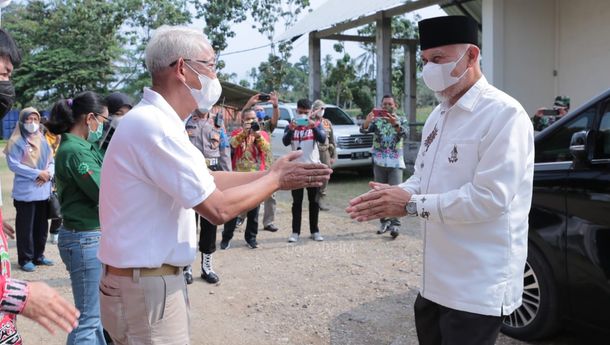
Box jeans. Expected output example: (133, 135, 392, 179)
(58, 228, 106, 345)
(373, 164, 403, 227)
(13, 199, 49, 266)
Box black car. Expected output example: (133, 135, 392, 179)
(501, 90, 610, 340)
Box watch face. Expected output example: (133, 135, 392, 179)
(407, 202, 417, 214)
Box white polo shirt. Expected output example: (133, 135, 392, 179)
(401, 76, 534, 316)
(98, 88, 216, 268)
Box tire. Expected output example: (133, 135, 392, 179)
(501, 245, 562, 340)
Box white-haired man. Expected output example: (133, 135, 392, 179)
(347, 16, 534, 345)
(98, 25, 332, 344)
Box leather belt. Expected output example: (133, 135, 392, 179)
(106, 264, 181, 277)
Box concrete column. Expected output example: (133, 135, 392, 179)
(308, 32, 321, 101)
(404, 43, 417, 139)
(375, 15, 391, 106)
(482, 0, 504, 88)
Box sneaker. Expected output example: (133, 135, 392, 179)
(183, 265, 194, 285)
(377, 222, 390, 234)
(310, 232, 324, 241)
(235, 216, 244, 227)
(390, 225, 400, 239)
(246, 239, 258, 249)
(50, 233, 58, 244)
(20, 262, 36, 272)
(318, 196, 330, 211)
(220, 240, 231, 250)
(34, 257, 54, 266)
(201, 254, 219, 284)
(288, 233, 299, 243)
(263, 224, 279, 232)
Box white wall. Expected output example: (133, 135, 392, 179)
(557, 0, 610, 109)
(482, 0, 610, 113)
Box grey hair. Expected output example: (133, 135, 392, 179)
(145, 25, 212, 75)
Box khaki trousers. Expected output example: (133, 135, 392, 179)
(99, 266, 190, 345)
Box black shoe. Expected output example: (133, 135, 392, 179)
(246, 239, 258, 249)
(263, 224, 279, 232)
(201, 270, 219, 284)
(220, 240, 231, 250)
(183, 266, 194, 285)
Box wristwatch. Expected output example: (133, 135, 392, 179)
(405, 201, 418, 216)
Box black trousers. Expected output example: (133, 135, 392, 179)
(13, 200, 49, 266)
(291, 187, 319, 235)
(198, 216, 217, 254)
(222, 205, 259, 243)
(49, 218, 62, 235)
(414, 293, 503, 345)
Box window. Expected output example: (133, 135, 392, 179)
(264, 107, 291, 121)
(595, 106, 610, 159)
(322, 107, 354, 125)
(536, 107, 596, 163)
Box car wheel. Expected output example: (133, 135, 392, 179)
(501, 245, 561, 340)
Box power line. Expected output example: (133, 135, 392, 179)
(220, 42, 273, 57)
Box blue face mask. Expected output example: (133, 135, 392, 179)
(256, 111, 265, 120)
(87, 116, 104, 143)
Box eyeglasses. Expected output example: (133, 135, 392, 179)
(169, 58, 217, 72)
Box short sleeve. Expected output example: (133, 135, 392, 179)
(141, 134, 216, 209)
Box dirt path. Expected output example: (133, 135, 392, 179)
(10, 191, 586, 345)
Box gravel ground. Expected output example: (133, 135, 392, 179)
(3, 173, 597, 344)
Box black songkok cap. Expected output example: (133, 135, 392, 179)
(418, 16, 479, 50)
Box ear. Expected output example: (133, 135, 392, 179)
(468, 46, 480, 66)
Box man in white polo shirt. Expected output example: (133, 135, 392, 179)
(98, 25, 332, 345)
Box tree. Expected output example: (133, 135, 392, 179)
(194, 0, 311, 91)
(3, 0, 192, 108)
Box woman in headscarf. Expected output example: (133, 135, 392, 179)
(4, 107, 54, 272)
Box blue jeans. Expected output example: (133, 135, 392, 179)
(58, 228, 106, 345)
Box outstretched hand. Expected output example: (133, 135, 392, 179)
(21, 281, 80, 335)
(345, 182, 411, 221)
(270, 151, 332, 190)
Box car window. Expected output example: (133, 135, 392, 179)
(536, 106, 596, 163)
(323, 107, 354, 125)
(264, 107, 291, 121)
(596, 105, 610, 159)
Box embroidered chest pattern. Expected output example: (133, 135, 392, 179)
(423, 124, 438, 153)
(448, 144, 458, 163)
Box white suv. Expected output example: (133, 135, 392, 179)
(261, 103, 373, 169)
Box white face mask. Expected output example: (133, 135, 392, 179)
(422, 49, 470, 92)
(184, 63, 222, 113)
(23, 122, 39, 134)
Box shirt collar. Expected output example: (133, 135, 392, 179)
(63, 133, 95, 149)
(142, 87, 188, 132)
(449, 75, 489, 113)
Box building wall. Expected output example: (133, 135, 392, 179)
(482, 0, 610, 114)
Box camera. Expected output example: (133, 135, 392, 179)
(250, 121, 260, 132)
(541, 108, 560, 116)
(258, 93, 271, 102)
(372, 108, 389, 117)
(295, 117, 309, 127)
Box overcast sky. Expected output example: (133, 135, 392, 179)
(192, 1, 446, 84)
